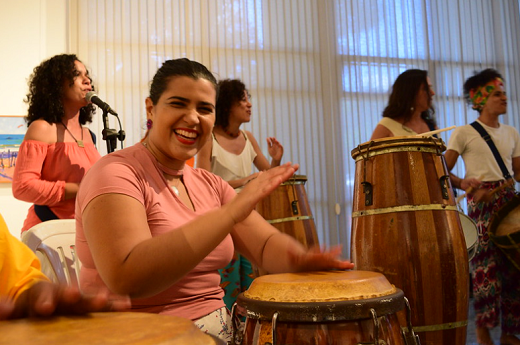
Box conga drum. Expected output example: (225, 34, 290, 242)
(255, 175, 319, 249)
(234, 270, 420, 345)
(489, 194, 520, 271)
(350, 136, 469, 345)
(0, 312, 225, 344)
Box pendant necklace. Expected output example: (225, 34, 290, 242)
(170, 183, 180, 196)
(61, 121, 84, 147)
(141, 141, 184, 197)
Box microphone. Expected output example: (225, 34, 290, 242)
(86, 91, 118, 116)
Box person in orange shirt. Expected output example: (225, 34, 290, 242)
(12, 54, 101, 232)
(0, 213, 129, 319)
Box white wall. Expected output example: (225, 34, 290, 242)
(0, 0, 69, 238)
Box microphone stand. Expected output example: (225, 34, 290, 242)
(101, 110, 118, 154)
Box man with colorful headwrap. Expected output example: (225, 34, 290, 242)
(445, 69, 520, 345)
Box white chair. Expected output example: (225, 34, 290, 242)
(21, 219, 81, 287)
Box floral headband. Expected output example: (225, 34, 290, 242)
(469, 77, 504, 110)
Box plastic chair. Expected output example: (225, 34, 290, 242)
(21, 219, 81, 287)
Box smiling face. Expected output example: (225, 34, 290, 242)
(229, 91, 252, 124)
(62, 60, 92, 111)
(482, 83, 507, 116)
(414, 77, 435, 113)
(145, 76, 216, 169)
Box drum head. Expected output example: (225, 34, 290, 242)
(238, 270, 404, 322)
(459, 213, 478, 261)
(0, 312, 223, 344)
(351, 136, 446, 160)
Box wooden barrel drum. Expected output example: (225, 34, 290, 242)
(234, 270, 420, 345)
(0, 312, 225, 344)
(350, 136, 469, 345)
(489, 194, 520, 271)
(256, 175, 319, 249)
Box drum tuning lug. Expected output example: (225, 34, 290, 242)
(362, 182, 373, 206)
(439, 175, 450, 200)
(400, 297, 422, 345)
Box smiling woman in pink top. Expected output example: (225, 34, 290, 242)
(75, 58, 354, 342)
(12, 54, 101, 232)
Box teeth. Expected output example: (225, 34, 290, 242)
(175, 129, 197, 139)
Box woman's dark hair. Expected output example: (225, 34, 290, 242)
(382, 69, 436, 130)
(215, 79, 249, 129)
(25, 54, 95, 126)
(149, 58, 218, 105)
(463, 68, 504, 110)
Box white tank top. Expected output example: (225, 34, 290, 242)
(210, 131, 257, 192)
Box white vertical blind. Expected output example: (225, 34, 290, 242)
(71, 0, 520, 258)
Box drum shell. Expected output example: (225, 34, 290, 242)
(350, 138, 469, 345)
(255, 175, 319, 249)
(489, 195, 520, 271)
(237, 291, 406, 345)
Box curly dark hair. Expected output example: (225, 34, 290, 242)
(25, 54, 95, 126)
(382, 69, 436, 130)
(463, 68, 504, 111)
(215, 79, 250, 129)
(149, 58, 218, 105)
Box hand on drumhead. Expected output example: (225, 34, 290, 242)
(228, 162, 299, 224)
(5, 281, 131, 319)
(289, 245, 355, 272)
(266, 137, 284, 162)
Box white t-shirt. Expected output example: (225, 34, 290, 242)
(210, 131, 257, 192)
(447, 119, 520, 181)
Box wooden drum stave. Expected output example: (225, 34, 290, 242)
(350, 136, 469, 345)
(233, 270, 420, 345)
(255, 175, 319, 250)
(0, 312, 225, 345)
(489, 194, 520, 271)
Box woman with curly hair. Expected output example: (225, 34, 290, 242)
(370, 69, 437, 139)
(12, 54, 101, 232)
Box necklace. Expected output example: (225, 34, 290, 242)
(141, 142, 184, 176)
(61, 121, 84, 147)
(224, 127, 240, 138)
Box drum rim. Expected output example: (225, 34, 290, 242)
(351, 136, 446, 159)
(490, 195, 520, 240)
(236, 289, 404, 322)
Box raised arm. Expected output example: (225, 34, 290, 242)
(82, 163, 299, 298)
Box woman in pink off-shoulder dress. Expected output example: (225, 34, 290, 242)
(12, 54, 100, 233)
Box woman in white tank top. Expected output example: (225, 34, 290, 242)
(196, 79, 284, 314)
(197, 79, 283, 190)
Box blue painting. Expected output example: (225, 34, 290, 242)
(0, 116, 26, 183)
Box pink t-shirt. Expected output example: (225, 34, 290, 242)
(75, 143, 236, 320)
(12, 140, 101, 231)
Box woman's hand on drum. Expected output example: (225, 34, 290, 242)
(289, 245, 355, 272)
(0, 281, 131, 320)
(227, 162, 299, 224)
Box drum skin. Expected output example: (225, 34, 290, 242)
(0, 312, 224, 345)
(237, 271, 406, 345)
(255, 175, 319, 249)
(350, 137, 469, 345)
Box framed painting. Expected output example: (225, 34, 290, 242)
(0, 115, 26, 183)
